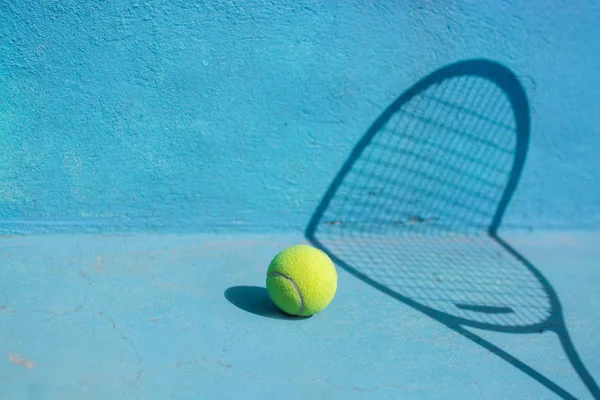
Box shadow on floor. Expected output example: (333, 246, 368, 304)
(306, 59, 599, 399)
(224, 286, 305, 320)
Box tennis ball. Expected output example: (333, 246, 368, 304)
(266, 244, 337, 317)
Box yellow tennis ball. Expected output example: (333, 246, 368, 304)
(266, 244, 337, 317)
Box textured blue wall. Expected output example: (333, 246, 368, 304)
(1, 0, 599, 234)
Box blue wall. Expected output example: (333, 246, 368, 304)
(1, 0, 599, 234)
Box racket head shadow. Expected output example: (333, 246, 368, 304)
(306, 59, 553, 332)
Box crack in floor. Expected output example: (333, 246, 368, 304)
(98, 311, 143, 381)
(51, 248, 93, 319)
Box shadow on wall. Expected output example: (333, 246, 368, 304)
(305, 59, 599, 399)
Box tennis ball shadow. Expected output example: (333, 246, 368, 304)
(224, 286, 309, 320)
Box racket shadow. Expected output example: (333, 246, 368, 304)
(306, 59, 599, 399)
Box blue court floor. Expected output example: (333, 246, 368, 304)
(1, 232, 598, 399)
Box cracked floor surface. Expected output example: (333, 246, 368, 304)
(0, 232, 599, 399)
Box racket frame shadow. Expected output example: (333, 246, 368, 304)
(305, 59, 599, 399)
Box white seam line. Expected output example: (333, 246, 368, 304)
(268, 272, 304, 315)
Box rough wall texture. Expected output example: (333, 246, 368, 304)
(0, 0, 599, 233)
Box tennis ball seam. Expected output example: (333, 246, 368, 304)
(267, 272, 304, 315)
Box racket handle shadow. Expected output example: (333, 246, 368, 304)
(492, 235, 600, 399)
(557, 324, 600, 399)
(451, 324, 579, 399)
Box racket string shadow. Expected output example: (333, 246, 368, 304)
(306, 59, 599, 399)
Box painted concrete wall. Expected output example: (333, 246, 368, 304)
(1, 0, 599, 234)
